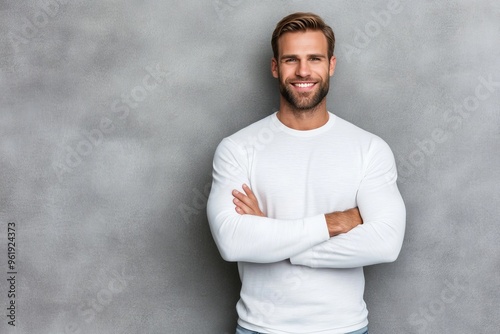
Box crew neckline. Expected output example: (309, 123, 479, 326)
(271, 111, 336, 137)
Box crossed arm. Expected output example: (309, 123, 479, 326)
(207, 137, 406, 268)
(232, 184, 363, 237)
(230, 182, 405, 268)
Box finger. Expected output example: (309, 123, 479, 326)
(233, 197, 254, 215)
(232, 189, 258, 210)
(241, 185, 260, 212)
(242, 184, 257, 200)
(235, 204, 248, 215)
(232, 189, 245, 199)
(232, 189, 252, 205)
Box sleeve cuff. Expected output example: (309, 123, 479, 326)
(290, 247, 315, 266)
(290, 214, 329, 267)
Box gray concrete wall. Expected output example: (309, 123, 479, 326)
(0, 0, 498, 333)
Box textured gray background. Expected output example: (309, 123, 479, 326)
(1, 0, 499, 333)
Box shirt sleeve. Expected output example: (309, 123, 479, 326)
(289, 137, 406, 268)
(206, 138, 330, 263)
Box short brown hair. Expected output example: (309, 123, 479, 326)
(271, 12, 335, 60)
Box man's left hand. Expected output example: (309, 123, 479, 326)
(232, 184, 265, 217)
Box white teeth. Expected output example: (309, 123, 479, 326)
(294, 83, 314, 88)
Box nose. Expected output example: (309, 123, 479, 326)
(296, 60, 311, 78)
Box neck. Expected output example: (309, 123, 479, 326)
(276, 98, 329, 130)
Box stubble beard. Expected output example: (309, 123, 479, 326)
(279, 76, 330, 113)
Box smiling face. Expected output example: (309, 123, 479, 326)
(272, 30, 336, 113)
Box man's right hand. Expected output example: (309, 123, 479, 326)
(325, 208, 363, 237)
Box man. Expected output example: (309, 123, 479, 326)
(207, 12, 406, 334)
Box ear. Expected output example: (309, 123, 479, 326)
(271, 57, 279, 78)
(329, 56, 336, 77)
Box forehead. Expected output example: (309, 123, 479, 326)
(277, 30, 328, 57)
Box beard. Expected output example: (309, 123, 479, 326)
(279, 76, 330, 112)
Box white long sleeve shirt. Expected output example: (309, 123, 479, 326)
(207, 112, 406, 334)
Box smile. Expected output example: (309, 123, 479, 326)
(292, 82, 315, 88)
(295, 83, 314, 88)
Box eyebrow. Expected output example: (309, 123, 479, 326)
(280, 54, 327, 60)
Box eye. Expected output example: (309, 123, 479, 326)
(310, 57, 321, 62)
(283, 58, 297, 63)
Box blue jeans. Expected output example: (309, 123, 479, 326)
(236, 324, 368, 334)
